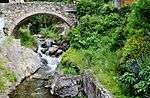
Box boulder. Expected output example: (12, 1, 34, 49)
(83, 70, 113, 98)
(48, 46, 58, 56)
(49, 74, 81, 97)
(0, 37, 41, 94)
(0, 94, 9, 98)
(55, 49, 63, 57)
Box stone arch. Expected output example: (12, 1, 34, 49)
(11, 11, 71, 35)
(0, 2, 77, 35)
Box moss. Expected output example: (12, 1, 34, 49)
(0, 59, 17, 92)
(61, 47, 86, 72)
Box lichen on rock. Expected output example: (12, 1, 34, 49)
(0, 37, 41, 94)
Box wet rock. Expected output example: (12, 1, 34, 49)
(48, 46, 58, 56)
(41, 48, 48, 54)
(45, 39, 54, 47)
(41, 42, 48, 48)
(61, 42, 69, 51)
(50, 74, 81, 97)
(55, 49, 63, 57)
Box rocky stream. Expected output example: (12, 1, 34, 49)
(0, 18, 112, 98)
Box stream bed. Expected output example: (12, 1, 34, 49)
(8, 34, 69, 98)
(9, 78, 59, 98)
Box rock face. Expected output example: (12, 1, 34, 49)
(9, 0, 24, 3)
(47, 74, 81, 98)
(0, 37, 41, 94)
(83, 70, 113, 98)
(47, 71, 113, 98)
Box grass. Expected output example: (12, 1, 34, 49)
(0, 59, 17, 92)
(60, 47, 132, 98)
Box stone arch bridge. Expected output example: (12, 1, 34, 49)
(0, 2, 77, 35)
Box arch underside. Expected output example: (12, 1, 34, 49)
(6, 11, 75, 35)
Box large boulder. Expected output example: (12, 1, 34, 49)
(0, 37, 41, 94)
(83, 70, 113, 98)
(49, 74, 81, 97)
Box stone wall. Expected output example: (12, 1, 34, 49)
(0, 2, 77, 35)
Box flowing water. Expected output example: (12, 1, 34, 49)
(8, 37, 67, 98)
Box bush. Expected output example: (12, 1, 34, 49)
(127, 0, 150, 36)
(18, 27, 37, 48)
(77, 0, 116, 17)
(119, 55, 150, 97)
(120, 34, 149, 62)
(41, 26, 60, 40)
(69, 13, 123, 49)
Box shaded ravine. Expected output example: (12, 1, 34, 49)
(8, 34, 69, 98)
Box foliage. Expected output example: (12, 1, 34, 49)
(0, 59, 17, 92)
(119, 55, 150, 97)
(117, 0, 150, 97)
(41, 26, 60, 40)
(120, 34, 149, 62)
(69, 13, 123, 49)
(61, 48, 85, 70)
(77, 0, 115, 17)
(18, 27, 37, 48)
(127, 0, 150, 36)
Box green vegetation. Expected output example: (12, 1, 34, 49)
(41, 26, 60, 40)
(12, 0, 150, 97)
(59, 0, 150, 97)
(0, 59, 17, 92)
(16, 14, 62, 48)
(18, 27, 37, 48)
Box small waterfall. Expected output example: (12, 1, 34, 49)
(35, 36, 69, 75)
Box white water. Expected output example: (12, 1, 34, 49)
(0, 18, 5, 45)
(37, 42, 61, 74)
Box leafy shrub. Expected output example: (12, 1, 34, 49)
(41, 26, 60, 40)
(18, 27, 37, 48)
(119, 55, 150, 97)
(61, 48, 85, 71)
(69, 14, 123, 49)
(77, 0, 116, 17)
(121, 34, 149, 62)
(127, 0, 150, 36)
